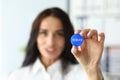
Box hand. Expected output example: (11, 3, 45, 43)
(71, 29, 105, 70)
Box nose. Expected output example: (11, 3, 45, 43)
(46, 34, 55, 46)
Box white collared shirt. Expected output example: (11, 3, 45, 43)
(7, 58, 88, 80)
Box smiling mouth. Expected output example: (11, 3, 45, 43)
(45, 48, 56, 54)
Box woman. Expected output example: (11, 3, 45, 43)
(8, 7, 105, 80)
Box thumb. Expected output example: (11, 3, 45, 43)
(71, 46, 81, 57)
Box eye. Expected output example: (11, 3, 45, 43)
(55, 32, 64, 37)
(39, 31, 47, 36)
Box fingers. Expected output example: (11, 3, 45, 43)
(99, 32, 105, 44)
(80, 29, 90, 38)
(73, 29, 105, 53)
(87, 29, 98, 41)
(74, 30, 81, 34)
(75, 29, 98, 41)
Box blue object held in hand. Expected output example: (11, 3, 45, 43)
(70, 34, 84, 46)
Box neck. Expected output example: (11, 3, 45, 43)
(40, 57, 58, 69)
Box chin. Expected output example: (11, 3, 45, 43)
(45, 55, 59, 60)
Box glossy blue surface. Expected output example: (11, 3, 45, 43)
(70, 34, 84, 46)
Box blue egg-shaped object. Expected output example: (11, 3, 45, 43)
(70, 34, 84, 46)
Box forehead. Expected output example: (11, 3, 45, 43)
(40, 16, 63, 30)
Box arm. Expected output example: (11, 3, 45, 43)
(85, 66, 104, 80)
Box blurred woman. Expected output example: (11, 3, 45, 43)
(8, 7, 105, 80)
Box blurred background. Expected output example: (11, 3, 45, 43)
(0, 0, 120, 80)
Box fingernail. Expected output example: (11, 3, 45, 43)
(87, 32, 90, 37)
(80, 31, 84, 36)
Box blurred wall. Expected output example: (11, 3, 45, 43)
(0, 0, 3, 74)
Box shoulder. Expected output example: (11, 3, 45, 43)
(7, 65, 33, 80)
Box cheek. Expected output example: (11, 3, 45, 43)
(57, 38, 65, 50)
(37, 37, 45, 49)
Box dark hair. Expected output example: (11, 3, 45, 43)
(22, 7, 78, 67)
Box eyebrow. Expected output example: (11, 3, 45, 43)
(56, 29, 64, 32)
(39, 28, 64, 32)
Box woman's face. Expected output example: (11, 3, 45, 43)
(37, 16, 65, 61)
